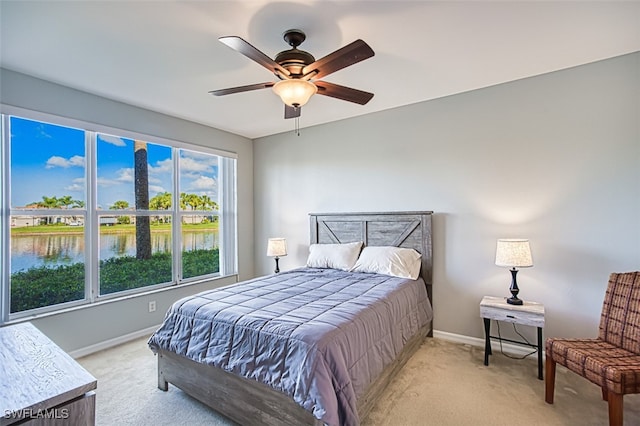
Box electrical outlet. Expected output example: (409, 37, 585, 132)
(148, 301, 156, 313)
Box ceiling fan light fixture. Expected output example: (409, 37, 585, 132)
(272, 79, 317, 107)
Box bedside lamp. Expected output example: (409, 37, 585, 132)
(495, 239, 533, 305)
(267, 238, 287, 273)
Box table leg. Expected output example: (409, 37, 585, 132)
(483, 317, 491, 366)
(537, 326, 543, 380)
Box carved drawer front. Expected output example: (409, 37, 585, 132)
(0, 323, 97, 426)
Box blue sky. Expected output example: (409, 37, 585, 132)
(10, 116, 218, 209)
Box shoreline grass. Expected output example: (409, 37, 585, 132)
(11, 222, 218, 236)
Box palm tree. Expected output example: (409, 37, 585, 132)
(186, 193, 200, 223)
(149, 192, 171, 210)
(110, 200, 131, 224)
(200, 195, 218, 211)
(66, 197, 84, 224)
(26, 195, 84, 225)
(58, 196, 81, 224)
(41, 195, 61, 208)
(134, 140, 151, 259)
(149, 192, 172, 223)
(28, 195, 61, 224)
(179, 192, 188, 210)
(58, 195, 74, 209)
(110, 200, 130, 210)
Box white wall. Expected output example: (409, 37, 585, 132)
(253, 53, 640, 342)
(0, 68, 255, 352)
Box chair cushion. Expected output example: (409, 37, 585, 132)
(546, 337, 640, 395)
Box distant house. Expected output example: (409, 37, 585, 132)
(100, 217, 117, 226)
(10, 215, 41, 227)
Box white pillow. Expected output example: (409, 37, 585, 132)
(351, 246, 422, 279)
(306, 242, 363, 271)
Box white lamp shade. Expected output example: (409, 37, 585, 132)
(495, 239, 533, 268)
(272, 79, 317, 107)
(267, 238, 287, 257)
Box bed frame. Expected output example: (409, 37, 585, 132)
(155, 211, 433, 425)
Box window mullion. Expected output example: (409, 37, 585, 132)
(173, 148, 181, 283)
(220, 157, 237, 276)
(1, 115, 10, 322)
(87, 131, 98, 302)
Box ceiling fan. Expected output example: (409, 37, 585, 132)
(209, 29, 375, 119)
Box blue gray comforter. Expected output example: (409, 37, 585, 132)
(148, 267, 432, 426)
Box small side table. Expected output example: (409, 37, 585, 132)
(480, 295, 545, 380)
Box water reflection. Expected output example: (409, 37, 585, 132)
(11, 231, 219, 273)
(11, 234, 85, 271)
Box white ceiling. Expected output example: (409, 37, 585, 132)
(1, 1, 639, 139)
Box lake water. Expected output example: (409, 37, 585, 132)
(10, 231, 218, 273)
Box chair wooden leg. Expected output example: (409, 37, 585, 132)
(607, 391, 623, 426)
(602, 387, 608, 401)
(545, 357, 556, 404)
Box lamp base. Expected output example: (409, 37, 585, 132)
(506, 296, 523, 305)
(274, 257, 280, 274)
(507, 268, 523, 305)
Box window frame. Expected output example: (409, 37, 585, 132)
(0, 106, 238, 324)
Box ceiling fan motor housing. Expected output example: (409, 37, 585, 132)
(275, 49, 315, 77)
(275, 30, 315, 77)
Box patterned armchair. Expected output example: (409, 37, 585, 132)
(545, 271, 640, 426)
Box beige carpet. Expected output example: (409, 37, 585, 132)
(78, 336, 640, 425)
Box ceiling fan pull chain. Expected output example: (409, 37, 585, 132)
(295, 117, 301, 136)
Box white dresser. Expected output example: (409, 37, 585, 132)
(0, 322, 97, 425)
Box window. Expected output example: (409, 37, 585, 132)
(96, 135, 175, 295)
(7, 117, 87, 313)
(1, 113, 237, 321)
(178, 149, 220, 279)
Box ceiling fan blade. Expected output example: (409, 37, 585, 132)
(219, 36, 290, 78)
(284, 104, 301, 119)
(209, 82, 274, 96)
(314, 81, 374, 105)
(302, 40, 374, 80)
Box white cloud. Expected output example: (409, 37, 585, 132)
(181, 151, 218, 164)
(45, 155, 85, 168)
(186, 176, 218, 197)
(99, 134, 126, 146)
(35, 123, 53, 140)
(65, 183, 84, 192)
(65, 177, 85, 192)
(180, 156, 214, 173)
(70, 156, 85, 167)
(97, 177, 120, 186)
(116, 168, 134, 182)
(150, 158, 173, 174)
(191, 175, 216, 189)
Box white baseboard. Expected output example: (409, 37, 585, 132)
(69, 324, 161, 359)
(433, 329, 545, 358)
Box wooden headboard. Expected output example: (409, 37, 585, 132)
(309, 211, 433, 302)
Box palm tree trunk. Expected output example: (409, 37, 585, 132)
(134, 140, 151, 260)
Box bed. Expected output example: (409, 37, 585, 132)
(148, 211, 433, 425)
